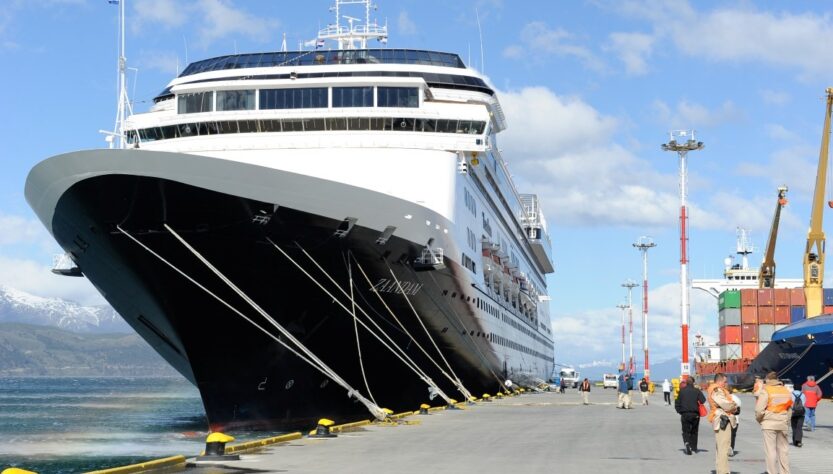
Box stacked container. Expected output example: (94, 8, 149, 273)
(718, 290, 742, 360)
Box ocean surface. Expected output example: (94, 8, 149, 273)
(0, 377, 208, 473)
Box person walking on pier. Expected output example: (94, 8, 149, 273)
(755, 371, 792, 474)
(707, 373, 737, 474)
(639, 378, 650, 405)
(675, 375, 705, 455)
(617, 367, 632, 409)
(730, 388, 742, 457)
(790, 385, 806, 447)
(662, 378, 672, 405)
(801, 375, 822, 431)
(580, 378, 591, 405)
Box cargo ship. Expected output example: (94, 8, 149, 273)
(24, 1, 556, 430)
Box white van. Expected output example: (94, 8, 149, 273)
(603, 374, 618, 389)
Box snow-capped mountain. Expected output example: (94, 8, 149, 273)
(0, 285, 131, 333)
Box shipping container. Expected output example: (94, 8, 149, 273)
(719, 308, 741, 327)
(790, 306, 806, 323)
(742, 324, 758, 342)
(741, 306, 757, 324)
(742, 342, 759, 359)
(825, 288, 833, 306)
(741, 288, 757, 306)
(774, 306, 790, 324)
(757, 288, 774, 306)
(775, 324, 788, 332)
(758, 306, 775, 324)
(758, 324, 775, 342)
(789, 288, 805, 306)
(720, 344, 741, 361)
(719, 290, 741, 310)
(825, 306, 833, 315)
(773, 288, 790, 306)
(719, 326, 742, 345)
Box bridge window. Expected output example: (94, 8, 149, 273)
(260, 88, 327, 109)
(332, 87, 373, 107)
(178, 92, 213, 114)
(217, 90, 255, 111)
(377, 87, 419, 108)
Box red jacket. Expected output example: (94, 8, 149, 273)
(802, 381, 823, 408)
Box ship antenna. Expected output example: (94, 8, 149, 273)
(281, 32, 287, 52)
(476, 7, 484, 73)
(100, 0, 129, 149)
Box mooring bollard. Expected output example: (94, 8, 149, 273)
(309, 418, 337, 438)
(419, 403, 430, 415)
(197, 432, 240, 461)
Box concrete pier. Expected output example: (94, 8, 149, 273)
(187, 389, 830, 473)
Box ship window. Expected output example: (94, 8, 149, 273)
(178, 92, 213, 114)
(332, 86, 373, 107)
(370, 117, 388, 130)
(327, 117, 348, 130)
(421, 119, 437, 132)
(259, 119, 280, 132)
(178, 123, 196, 137)
(377, 87, 419, 108)
(348, 117, 370, 130)
(260, 87, 328, 109)
(283, 119, 303, 132)
(395, 118, 415, 131)
(303, 118, 326, 131)
(216, 90, 255, 111)
(238, 120, 258, 133)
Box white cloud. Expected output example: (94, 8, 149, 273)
(398, 11, 416, 36)
(651, 99, 743, 129)
(735, 145, 816, 199)
(0, 213, 49, 246)
(0, 255, 105, 306)
(132, 0, 187, 30)
(497, 86, 730, 228)
(503, 22, 604, 71)
(765, 124, 800, 142)
(606, 1, 833, 80)
(760, 89, 791, 106)
(196, 0, 278, 45)
(131, 0, 279, 47)
(606, 31, 653, 75)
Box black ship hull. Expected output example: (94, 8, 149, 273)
(51, 173, 508, 431)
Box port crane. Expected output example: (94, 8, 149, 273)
(804, 88, 833, 318)
(758, 186, 788, 288)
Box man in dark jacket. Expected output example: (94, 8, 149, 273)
(675, 376, 706, 455)
(639, 377, 650, 405)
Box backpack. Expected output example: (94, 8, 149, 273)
(793, 393, 805, 417)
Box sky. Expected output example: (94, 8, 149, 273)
(2, 0, 833, 377)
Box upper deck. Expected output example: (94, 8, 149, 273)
(178, 49, 466, 77)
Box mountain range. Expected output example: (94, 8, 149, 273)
(0, 285, 177, 376)
(0, 285, 131, 333)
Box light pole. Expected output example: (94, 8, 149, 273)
(622, 280, 639, 375)
(662, 130, 704, 379)
(616, 303, 628, 368)
(634, 237, 656, 381)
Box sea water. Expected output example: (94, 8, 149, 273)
(0, 377, 206, 473)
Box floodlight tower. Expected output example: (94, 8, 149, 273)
(622, 280, 639, 374)
(633, 237, 657, 381)
(616, 303, 629, 367)
(661, 130, 704, 379)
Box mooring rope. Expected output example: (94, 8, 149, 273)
(348, 257, 377, 405)
(116, 225, 386, 421)
(268, 238, 453, 405)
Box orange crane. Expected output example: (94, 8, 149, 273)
(803, 88, 833, 318)
(758, 186, 788, 288)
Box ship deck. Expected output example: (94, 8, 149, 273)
(111, 390, 832, 474)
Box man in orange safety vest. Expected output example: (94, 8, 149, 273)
(755, 371, 792, 474)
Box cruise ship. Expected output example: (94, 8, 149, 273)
(24, 1, 556, 430)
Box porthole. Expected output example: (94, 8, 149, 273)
(285, 379, 295, 390)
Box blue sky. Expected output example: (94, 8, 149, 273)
(2, 0, 833, 374)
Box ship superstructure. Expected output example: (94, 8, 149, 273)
(25, 1, 555, 430)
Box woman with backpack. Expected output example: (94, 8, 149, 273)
(791, 385, 807, 447)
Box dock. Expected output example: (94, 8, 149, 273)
(181, 390, 830, 474)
